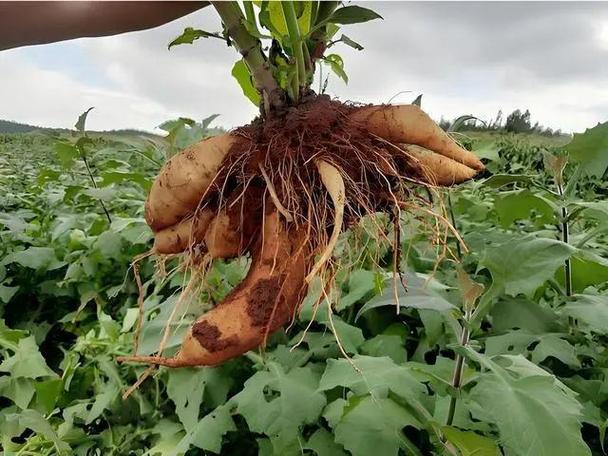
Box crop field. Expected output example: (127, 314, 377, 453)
(1, 1, 608, 455)
(0, 120, 607, 455)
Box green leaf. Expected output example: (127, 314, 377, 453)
(0, 284, 18, 304)
(172, 404, 235, 455)
(0, 336, 56, 378)
(481, 174, 536, 188)
(494, 189, 556, 228)
(5, 246, 66, 271)
(564, 251, 608, 292)
(55, 142, 79, 170)
(566, 122, 608, 178)
(8, 409, 71, 453)
(305, 428, 347, 456)
(561, 294, 608, 334)
(356, 272, 454, 321)
(318, 356, 427, 405)
(490, 296, 559, 334)
(441, 426, 501, 456)
(231, 59, 261, 106)
(233, 363, 326, 440)
(326, 318, 364, 354)
(531, 335, 580, 368)
(324, 54, 348, 83)
(167, 368, 231, 432)
(0, 377, 35, 409)
(360, 334, 404, 364)
(34, 378, 63, 413)
(464, 349, 590, 456)
(327, 6, 383, 25)
(168, 27, 220, 49)
(74, 107, 94, 133)
(0, 320, 27, 350)
(337, 269, 376, 310)
(333, 395, 420, 456)
(479, 234, 575, 297)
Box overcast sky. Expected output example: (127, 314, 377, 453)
(1, 2, 607, 133)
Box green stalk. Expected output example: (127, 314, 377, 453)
(211, 1, 283, 112)
(557, 180, 573, 297)
(281, 1, 306, 99)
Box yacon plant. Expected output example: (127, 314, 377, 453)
(118, 1, 483, 369)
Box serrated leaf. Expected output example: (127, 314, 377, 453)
(305, 428, 347, 456)
(231, 59, 261, 106)
(167, 368, 230, 432)
(327, 6, 383, 25)
(0, 336, 56, 379)
(464, 349, 590, 456)
(334, 395, 419, 456)
(171, 404, 235, 455)
(233, 363, 326, 440)
(566, 122, 608, 178)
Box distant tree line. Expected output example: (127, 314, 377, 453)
(439, 109, 564, 137)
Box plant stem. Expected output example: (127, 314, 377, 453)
(557, 182, 572, 297)
(281, 1, 306, 98)
(211, 1, 283, 113)
(81, 152, 112, 224)
(446, 311, 470, 427)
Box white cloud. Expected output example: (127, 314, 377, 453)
(2, 2, 607, 133)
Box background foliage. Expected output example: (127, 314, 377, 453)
(0, 113, 607, 455)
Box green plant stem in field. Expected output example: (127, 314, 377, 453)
(80, 151, 112, 224)
(281, 1, 307, 99)
(211, 1, 283, 113)
(557, 182, 572, 297)
(446, 312, 471, 427)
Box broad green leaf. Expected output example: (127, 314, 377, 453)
(531, 335, 580, 368)
(233, 363, 326, 440)
(34, 378, 63, 413)
(319, 356, 427, 405)
(326, 318, 364, 353)
(337, 269, 376, 310)
(231, 59, 261, 106)
(566, 122, 608, 178)
(356, 272, 454, 321)
(0, 377, 35, 409)
(479, 234, 575, 296)
(333, 395, 420, 456)
(168, 27, 219, 49)
(305, 428, 347, 456)
(490, 296, 560, 334)
(570, 201, 608, 222)
(464, 349, 590, 456)
(81, 186, 116, 201)
(55, 142, 79, 170)
(562, 251, 608, 292)
(0, 336, 57, 378)
(360, 334, 404, 364)
(472, 140, 500, 161)
(441, 426, 501, 456)
(167, 367, 231, 432)
(327, 6, 383, 25)
(171, 404, 235, 455)
(5, 246, 66, 271)
(561, 294, 608, 334)
(494, 189, 556, 228)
